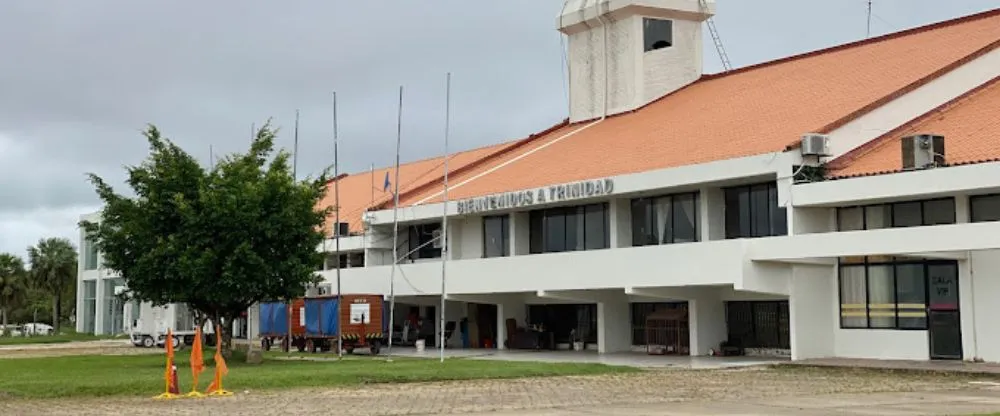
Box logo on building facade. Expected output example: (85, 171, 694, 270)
(456, 178, 615, 215)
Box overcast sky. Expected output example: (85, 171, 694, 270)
(0, 0, 996, 258)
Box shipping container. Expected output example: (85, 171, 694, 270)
(259, 294, 386, 355)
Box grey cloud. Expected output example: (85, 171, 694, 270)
(0, 0, 997, 254)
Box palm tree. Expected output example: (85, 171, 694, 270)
(0, 253, 28, 332)
(27, 238, 78, 331)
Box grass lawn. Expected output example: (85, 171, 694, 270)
(0, 351, 638, 399)
(0, 333, 114, 346)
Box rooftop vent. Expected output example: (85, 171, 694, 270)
(800, 133, 831, 157)
(901, 134, 945, 170)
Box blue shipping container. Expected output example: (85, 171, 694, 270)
(304, 297, 340, 337)
(259, 302, 289, 335)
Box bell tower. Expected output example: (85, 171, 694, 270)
(558, 0, 715, 122)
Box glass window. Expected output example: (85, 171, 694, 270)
(922, 199, 955, 225)
(838, 207, 864, 231)
(970, 194, 1000, 223)
(483, 215, 509, 258)
(769, 186, 788, 236)
(892, 201, 922, 227)
(529, 211, 543, 254)
(630, 199, 655, 246)
(82, 280, 97, 334)
(750, 184, 770, 237)
(642, 18, 673, 52)
(84, 235, 99, 270)
(531, 203, 609, 254)
(672, 193, 697, 243)
(895, 264, 927, 329)
(725, 182, 784, 239)
(865, 205, 891, 229)
(724, 187, 744, 239)
(839, 265, 867, 328)
(544, 211, 566, 253)
(654, 198, 671, 244)
(584, 204, 607, 250)
(866, 265, 895, 329)
(407, 223, 443, 259)
(927, 263, 959, 310)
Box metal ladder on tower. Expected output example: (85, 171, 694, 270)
(699, 0, 732, 71)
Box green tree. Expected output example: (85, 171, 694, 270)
(0, 253, 28, 332)
(81, 122, 329, 354)
(26, 238, 78, 331)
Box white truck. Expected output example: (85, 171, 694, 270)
(124, 301, 215, 348)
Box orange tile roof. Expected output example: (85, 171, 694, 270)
(317, 121, 567, 235)
(826, 75, 1000, 179)
(321, 8, 1000, 224)
(393, 8, 1000, 206)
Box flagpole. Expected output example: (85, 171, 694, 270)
(387, 85, 403, 362)
(333, 92, 344, 359)
(288, 112, 299, 357)
(439, 73, 451, 363)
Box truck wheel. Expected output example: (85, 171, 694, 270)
(370, 342, 381, 356)
(296, 339, 306, 353)
(345, 345, 355, 355)
(262, 338, 271, 351)
(280, 338, 290, 353)
(171, 336, 181, 349)
(142, 336, 155, 348)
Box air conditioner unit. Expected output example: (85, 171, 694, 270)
(800, 133, 831, 157)
(333, 222, 350, 237)
(317, 283, 332, 296)
(901, 134, 945, 170)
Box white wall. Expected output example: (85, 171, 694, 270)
(964, 250, 1000, 362)
(789, 264, 835, 360)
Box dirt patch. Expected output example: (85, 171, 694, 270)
(0, 366, 991, 415)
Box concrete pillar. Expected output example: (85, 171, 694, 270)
(955, 194, 970, 223)
(597, 297, 631, 353)
(699, 187, 725, 241)
(687, 291, 726, 356)
(496, 300, 527, 349)
(789, 264, 836, 360)
(75, 278, 85, 333)
(93, 278, 106, 335)
(609, 199, 631, 248)
(510, 212, 530, 256)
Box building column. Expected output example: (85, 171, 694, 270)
(75, 278, 85, 333)
(509, 212, 530, 256)
(699, 187, 725, 241)
(93, 278, 106, 335)
(789, 264, 836, 360)
(687, 291, 726, 356)
(597, 297, 630, 353)
(609, 199, 631, 248)
(496, 300, 526, 350)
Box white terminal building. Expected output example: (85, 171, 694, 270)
(79, 2, 1000, 362)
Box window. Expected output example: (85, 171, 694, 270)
(82, 280, 97, 334)
(407, 223, 442, 260)
(529, 203, 609, 254)
(838, 259, 939, 330)
(725, 301, 791, 350)
(643, 18, 673, 52)
(84, 234, 99, 270)
(483, 215, 510, 258)
(836, 198, 955, 231)
(724, 182, 787, 239)
(630, 302, 687, 345)
(631, 192, 700, 246)
(970, 194, 1000, 222)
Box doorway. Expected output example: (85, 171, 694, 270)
(927, 262, 962, 360)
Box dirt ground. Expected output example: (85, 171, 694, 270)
(3, 366, 998, 416)
(0, 340, 158, 359)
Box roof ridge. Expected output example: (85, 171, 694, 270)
(826, 74, 1000, 174)
(704, 7, 1000, 81)
(383, 118, 572, 208)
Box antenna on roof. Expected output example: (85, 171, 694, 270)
(699, 0, 732, 71)
(866, 0, 873, 38)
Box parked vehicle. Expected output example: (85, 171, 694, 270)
(259, 294, 388, 355)
(125, 302, 214, 348)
